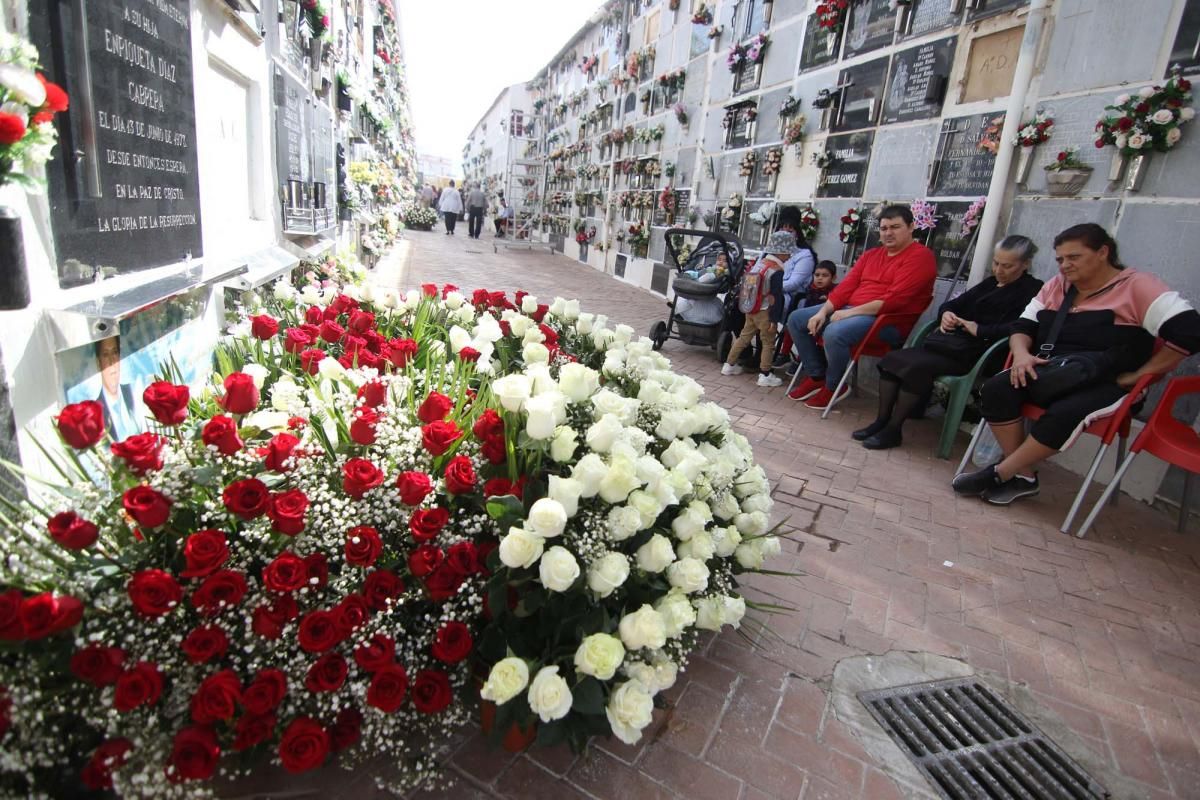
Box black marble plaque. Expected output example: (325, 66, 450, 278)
(900, 0, 961, 40)
(922, 201, 975, 279)
(30, 0, 203, 288)
(799, 12, 841, 73)
(843, 0, 895, 57)
(881, 37, 956, 125)
(834, 57, 889, 132)
(968, 0, 1029, 21)
(929, 112, 1004, 196)
(817, 131, 874, 199)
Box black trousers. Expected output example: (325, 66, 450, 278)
(443, 211, 457, 233)
(468, 207, 484, 238)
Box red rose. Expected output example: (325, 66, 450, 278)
(408, 545, 443, 578)
(328, 708, 362, 752)
(357, 381, 387, 407)
(46, 511, 99, 550)
(347, 309, 375, 333)
(411, 669, 452, 714)
(110, 432, 167, 474)
(345, 526, 382, 567)
(233, 712, 276, 751)
(446, 541, 481, 577)
(251, 595, 298, 640)
(191, 570, 248, 616)
(122, 486, 171, 528)
(70, 644, 125, 686)
(319, 319, 345, 343)
(181, 625, 229, 664)
(168, 726, 220, 782)
(367, 664, 409, 713)
(431, 621, 473, 663)
(81, 738, 133, 790)
(353, 634, 395, 672)
(242, 668, 287, 715)
(363, 569, 404, 611)
(261, 432, 301, 472)
(219, 373, 260, 414)
(142, 381, 190, 425)
(425, 565, 465, 602)
(305, 553, 329, 588)
(283, 327, 314, 354)
(395, 471, 433, 505)
(473, 408, 504, 441)
(409, 507, 450, 543)
(37, 74, 69, 112)
(267, 489, 309, 536)
(417, 391, 453, 423)
(264, 551, 309, 593)
(349, 406, 381, 445)
(385, 338, 418, 368)
(190, 669, 242, 724)
(201, 415, 243, 455)
(334, 594, 370, 636)
(342, 458, 385, 499)
(56, 401, 105, 448)
(458, 346, 481, 362)
(443, 456, 476, 494)
(222, 478, 271, 519)
(250, 314, 280, 340)
(481, 438, 507, 464)
(114, 662, 164, 712)
(128, 569, 182, 617)
(421, 420, 462, 456)
(297, 610, 341, 652)
(305, 652, 348, 693)
(279, 717, 330, 773)
(181, 529, 229, 578)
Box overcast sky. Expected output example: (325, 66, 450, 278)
(399, 0, 601, 176)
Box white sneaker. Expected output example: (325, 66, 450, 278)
(757, 372, 783, 387)
(721, 363, 744, 375)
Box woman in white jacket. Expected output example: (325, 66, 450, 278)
(437, 180, 464, 235)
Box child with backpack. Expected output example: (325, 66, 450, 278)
(720, 231, 795, 387)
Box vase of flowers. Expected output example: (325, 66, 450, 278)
(1043, 146, 1093, 196)
(1094, 69, 1193, 192)
(1013, 112, 1054, 184)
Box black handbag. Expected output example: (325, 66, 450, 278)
(1022, 285, 1113, 406)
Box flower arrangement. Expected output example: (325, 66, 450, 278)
(783, 116, 807, 151)
(692, 4, 713, 25)
(779, 95, 802, 118)
(403, 205, 439, 231)
(1043, 146, 1091, 172)
(746, 32, 770, 64)
(0, 32, 70, 189)
(839, 206, 863, 243)
(1094, 70, 1195, 157)
(977, 115, 1006, 155)
(911, 200, 939, 232)
(811, 149, 840, 171)
(659, 185, 677, 213)
(673, 103, 689, 126)
(738, 151, 758, 177)
(1014, 112, 1054, 147)
(797, 206, 820, 242)
(816, 0, 851, 32)
(707, 25, 724, 40)
(960, 197, 985, 238)
(762, 147, 783, 177)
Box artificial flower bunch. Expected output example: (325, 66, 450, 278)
(0, 32, 69, 189)
(839, 206, 863, 243)
(1014, 112, 1054, 147)
(1094, 70, 1194, 157)
(403, 205, 439, 231)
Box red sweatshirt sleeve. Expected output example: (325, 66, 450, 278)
(879, 245, 937, 315)
(827, 251, 869, 309)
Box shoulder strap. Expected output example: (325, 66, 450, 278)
(1040, 284, 1079, 356)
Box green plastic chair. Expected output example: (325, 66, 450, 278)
(905, 320, 1011, 460)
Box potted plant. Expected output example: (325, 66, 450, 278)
(1043, 146, 1094, 197)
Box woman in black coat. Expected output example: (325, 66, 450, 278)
(854, 235, 1044, 449)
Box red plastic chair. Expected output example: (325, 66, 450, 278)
(1077, 375, 1200, 537)
(955, 350, 1166, 534)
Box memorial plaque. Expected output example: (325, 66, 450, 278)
(843, 0, 896, 57)
(968, 0, 1029, 22)
(799, 12, 840, 73)
(900, 0, 960, 40)
(817, 131, 874, 198)
(929, 112, 1003, 196)
(882, 38, 956, 125)
(834, 57, 889, 132)
(274, 65, 315, 233)
(30, 0, 203, 288)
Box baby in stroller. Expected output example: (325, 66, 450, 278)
(720, 231, 795, 387)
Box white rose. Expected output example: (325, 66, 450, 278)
(558, 363, 600, 403)
(666, 558, 710, 594)
(574, 633, 625, 680)
(521, 295, 539, 314)
(444, 290, 464, 309)
(655, 589, 698, 637)
(539, 545, 580, 592)
(575, 313, 595, 334)
(524, 392, 564, 440)
(527, 498, 568, 538)
(694, 596, 724, 631)
(712, 526, 742, 557)
(618, 604, 667, 651)
(548, 476, 583, 517)
(636, 534, 676, 573)
(492, 374, 531, 412)
(606, 681, 655, 744)
(599, 454, 643, 504)
(572, 454, 609, 496)
(563, 299, 581, 320)
(627, 490, 664, 530)
(1152, 108, 1175, 125)
(523, 342, 550, 364)
(480, 657, 530, 704)
(677, 530, 716, 561)
(607, 505, 643, 541)
(550, 426, 579, 463)
(448, 325, 472, 353)
(735, 542, 764, 570)
(585, 414, 624, 453)
(499, 526, 544, 569)
(587, 551, 630, 597)
(526, 666, 573, 723)
(1138, 86, 1156, 98)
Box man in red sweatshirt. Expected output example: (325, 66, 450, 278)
(785, 205, 936, 409)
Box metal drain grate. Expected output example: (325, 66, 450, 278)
(858, 677, 1108, 800)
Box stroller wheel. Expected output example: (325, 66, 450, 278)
(716, 330, 733, 363)
(649, 321, 668, 351)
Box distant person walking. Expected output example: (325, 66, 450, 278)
(438, 180, 463, 235)
(420, 184, 435, 208)
(466, 182, 487, 239)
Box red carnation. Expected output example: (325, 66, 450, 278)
(128, 569, 182, 617)
(222, 478, 271, 519)
(418, 391, 453, 423)
(201, 415, 243, 455)
(299, 348, 325, 375)
(267, 489, 309, 536)
(191, 569, 248, 616)
(142, 381, 190, 425)
(181, 529, 229, 578)
(47, 511, 99, 550)
(242, 668, 288, 715)
(233, 712, 277, 751)
(181, 625, 229, 664)
(297, 610, 341, 652)
(122, 485, 171, 528)
(395, 470, 433, 506)
(168, 726, 220, 782)
(431, 621, 473, 664)
(114, 662, 164, 712)
(81, 738, 132, 790)
(328, 708, 362, 752)
(278, 717, 330, 773)
(342, 458, 385, 499)
(190, 669, 242, 724)
(305, 652, 348, 693)
(110, 432, 167, 474)
(250, 314, 280, 340)
(443, 456, 476, 494)
(349, 405, 381, 445)
(421, 420, 462, 456)
(261, 432, 301, 472)
(353, 634, 395, 672)
(357, 380, 387, 407)
(409, 507, 450, 543)
(408, 545, 443, 578)
(219, 372, 260, 414)
(367, 664, 409, 713)
(385, 338, 418, 368)
(55, 400, 105, 448)
(263, 551, 309, 593)
(411, 669, 452, 714)
(345, 525, 382, 567)
(363, 569, 405, 611)
(70, 644, 125, 686)
(283, 327, 314, 354)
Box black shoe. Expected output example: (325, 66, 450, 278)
(952, 464, 1000, 497)
(983, 474, 1040, 505)
(852, 420, 887, 441)
(862, 430, 902, 450)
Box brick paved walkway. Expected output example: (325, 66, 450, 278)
(378, 231, 1200, 800)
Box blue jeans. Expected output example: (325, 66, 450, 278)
(785, 306, 901, 389)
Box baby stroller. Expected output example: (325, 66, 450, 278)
(649, 229, 745, 357)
